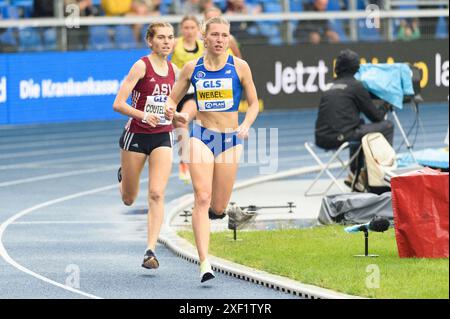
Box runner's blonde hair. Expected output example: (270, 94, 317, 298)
(202, 16, 230, 36)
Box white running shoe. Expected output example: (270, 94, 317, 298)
(200, 260, 215, 283)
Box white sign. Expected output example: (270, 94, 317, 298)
(435, 53, 449, 88)
(18, 77, 124, 100)
(266, 61, 332, 95)
(0, 77, 6, 103)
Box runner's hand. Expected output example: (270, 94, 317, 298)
(146, 114, 159, 128)
(165, 105, 175, 121)
(237, 123, 250, 140)
(174, 112, 189, 125)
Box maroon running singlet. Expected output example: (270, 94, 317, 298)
(126, 56, 175, 134)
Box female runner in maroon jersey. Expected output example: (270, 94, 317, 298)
(113, 22, 181, 270)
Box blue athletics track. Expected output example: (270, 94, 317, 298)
(0, 102, 447, 299)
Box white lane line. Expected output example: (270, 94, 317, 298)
(0, 138, 442, 186)
(0, 165, 118, 188)
(0, 119, 444, 152)
(0, 142, 300, 169)
(3, 140, 438, 188)
(0, 144, 116, 160)
(13, 221, 145, 225)
(0, 173, 182, 299)
(0, 135, 117, 152)
(0, 132, 443, 171)
(0, 152, 307, 188)
(0, 125, 446, 168)
(0, 136, 294, 163)
(0, 108, 446, 150)
(0, 153, 117, 170)
(0, 141, 307, 167)
(0, 185, 120, 299)
(0, 126, 125, 143)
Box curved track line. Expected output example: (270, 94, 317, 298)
(0, 185, 121, 299)
(0, 172, 182, 299)
(0, 165, 118, 188)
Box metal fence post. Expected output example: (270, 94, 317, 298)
(282, 0, 293, 45)
(385, 0, 394, 41)
(55, 0, 67, 51)
(349, 0, 358, 42)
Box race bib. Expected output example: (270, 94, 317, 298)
(195, 78, 234, 112)
(144, 95, 171, 126)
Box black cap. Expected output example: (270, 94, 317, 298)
(335, 49, 360, 76)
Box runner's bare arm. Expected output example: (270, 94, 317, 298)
(172, 63, 180, 81)
(236, 59, 259, 139)
(113, 60, 159, 127)
(165, 61, 195, 121)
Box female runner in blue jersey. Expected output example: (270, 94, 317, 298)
(165, 17, 259, 283)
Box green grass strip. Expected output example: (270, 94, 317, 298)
(179, 225, 449, 299)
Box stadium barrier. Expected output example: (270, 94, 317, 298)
(0, 40, 447, 125)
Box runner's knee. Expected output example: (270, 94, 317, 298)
(148, 190, 164, 203)
(210, 203, 227, 215)
(195, 191, 211, 208)
(122, 193, 136, 206)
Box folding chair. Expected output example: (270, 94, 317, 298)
(304, 141, 362, 196)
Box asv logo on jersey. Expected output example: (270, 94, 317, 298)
(152, 83, 172, 96)
(0, 77, 6, 104)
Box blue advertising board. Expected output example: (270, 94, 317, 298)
(0, 54, 8, 124)
(0, 48, 148, 125)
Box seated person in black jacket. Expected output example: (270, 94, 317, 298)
(315, 49, 394, 185)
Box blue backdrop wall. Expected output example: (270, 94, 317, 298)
(0, 49, 148, 125)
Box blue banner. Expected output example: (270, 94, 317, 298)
(0, 55, 8, 125)
(0, 49, 149, 125)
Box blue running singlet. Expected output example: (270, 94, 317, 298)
(191, 55, 242, 112)
(189, 55, 243, 156)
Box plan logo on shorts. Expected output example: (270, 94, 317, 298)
(0, 77, 6, 104)
(195, 78, 234, 111)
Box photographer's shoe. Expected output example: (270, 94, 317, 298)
(227, 204, 256, 230)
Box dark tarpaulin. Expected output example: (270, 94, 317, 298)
(318, 192, 393, 225)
